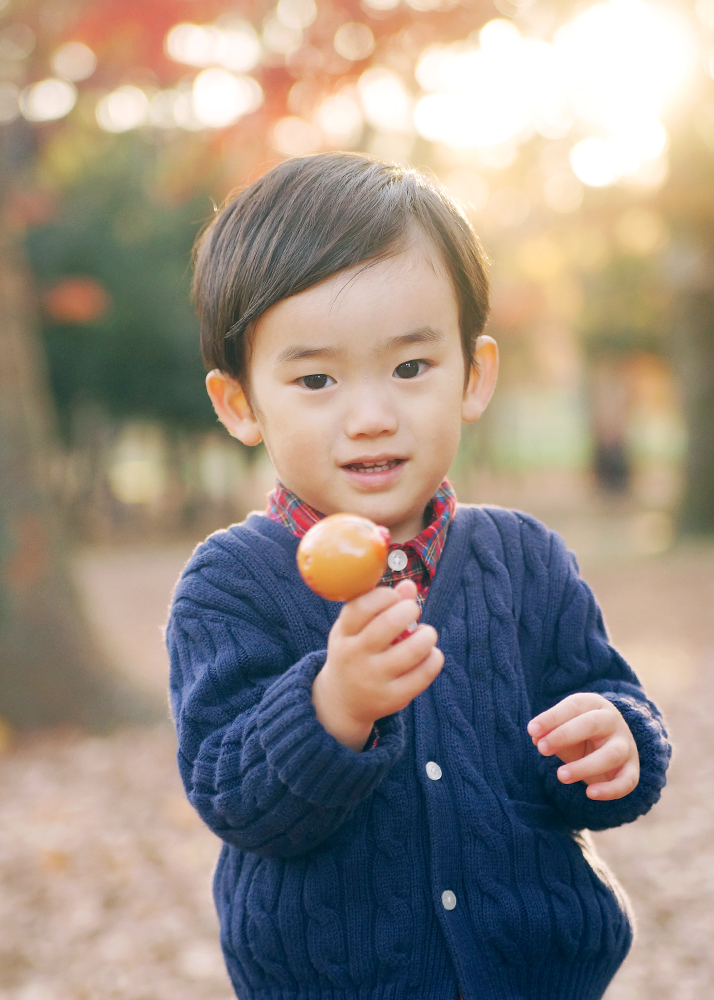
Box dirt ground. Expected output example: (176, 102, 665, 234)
(1, 526, 712, 1000)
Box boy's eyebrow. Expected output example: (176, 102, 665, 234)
(274, 344, 343, 366)
(274, 326, 447, 366)
(377, 326, 447, 352)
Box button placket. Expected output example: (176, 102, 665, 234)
(426, 762, 456, 916)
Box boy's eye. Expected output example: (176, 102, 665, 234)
(394, 359, 429, 379)
(297, 373, 334, 390)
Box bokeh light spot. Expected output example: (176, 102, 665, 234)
(192, 70, 263, 129)
(358, 67, 413, 133)
(478, 18, 521, 50)
(262, 14, 302, 55)
(166, 24, 214, 65)
(20, 79, 76, 122)
(108, 460, 165, 506)
(96, 86, 148, 133)
(316, 88, 363, 145)
(405, 0, 457, 10)
(333, 23, 375, 62)
(570, 137, 620, 187)
(361, 0, 400, 9)
(213, 23, 261, 72)
(277, 0, 317, 31)
(165, 21, 260, 73)
(51, 42, 96, 81)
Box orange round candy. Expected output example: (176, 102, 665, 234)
(297, 513, 390, 602)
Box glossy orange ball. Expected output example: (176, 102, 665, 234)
(297, 513, 390, 602)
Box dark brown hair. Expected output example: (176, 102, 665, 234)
(193, 152, 489, 394)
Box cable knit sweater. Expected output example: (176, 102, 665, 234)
(166, 504, 671, 1000)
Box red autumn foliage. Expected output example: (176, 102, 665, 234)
(43, 276, 111, 324)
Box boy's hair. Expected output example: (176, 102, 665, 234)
(193, 152, 489, 396)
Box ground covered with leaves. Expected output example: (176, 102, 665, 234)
(0, 539, 712, 1000)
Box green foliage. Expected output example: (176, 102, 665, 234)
(578, 253, 671, 357)
(25, 139, 215, 439)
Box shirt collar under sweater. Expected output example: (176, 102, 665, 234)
(265, 478, 456, 599)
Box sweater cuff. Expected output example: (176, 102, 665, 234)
(604, 691, 671, 801)
(256, 650, 405, 810)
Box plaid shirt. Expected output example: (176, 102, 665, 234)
(266, 479, 463, 1000)
(265, 478, 457, 611)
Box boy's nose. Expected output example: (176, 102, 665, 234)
(343, 384, 398, 439)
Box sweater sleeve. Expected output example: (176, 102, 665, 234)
(533, 531, 672, 832)
(167, 609, 405, 858)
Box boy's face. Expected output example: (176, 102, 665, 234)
(210, 237, 497, 543)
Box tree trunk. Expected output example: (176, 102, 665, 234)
(0, 228, 162, 731)
(658, 130, 714, 536)
(677, 286, 714, 534)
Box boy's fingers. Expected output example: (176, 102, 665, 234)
(556, 738, 632, 784)
(380, 624, 439, 678)
(338, 580, 419, 637)
(536, 708, 615, 754)
(360, 598, 421, 651)
(585, 761, 640, 800)
(527, 693, 608, 739)
(338, 586, 402, 636)
(388, 645, 444, 706)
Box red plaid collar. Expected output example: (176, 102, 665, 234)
(265, 479, 456, 582)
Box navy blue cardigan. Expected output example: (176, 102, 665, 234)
(167, 505, 671, 1000)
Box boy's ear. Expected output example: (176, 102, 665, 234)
(462, 335, 499, 424)
(205, 370, 262, 446)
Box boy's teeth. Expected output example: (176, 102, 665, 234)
(350, 459, 400, 472)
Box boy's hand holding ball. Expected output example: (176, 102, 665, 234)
(298, 515, 444, 752)
(528, 693, 640, 800)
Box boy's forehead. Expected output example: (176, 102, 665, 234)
(253, 243, 459, 362)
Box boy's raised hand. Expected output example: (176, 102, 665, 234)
(527, 693, 640, 800)
(312, 580, 444, 752)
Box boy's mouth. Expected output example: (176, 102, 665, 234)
(340, 456, 407, 491)
(342, 458, 404, 474)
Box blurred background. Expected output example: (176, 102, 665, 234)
(0, 0, 713, 998)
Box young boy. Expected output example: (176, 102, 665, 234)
(166, 152, 671, 1000)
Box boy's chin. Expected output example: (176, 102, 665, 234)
(349, 499, 428, 543)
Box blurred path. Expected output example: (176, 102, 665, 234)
(582, 543, 714, 1000)
(71, 542, 195, 698)
(0, 530, 710, 999)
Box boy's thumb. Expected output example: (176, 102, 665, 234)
(393, 579, 418, 601)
